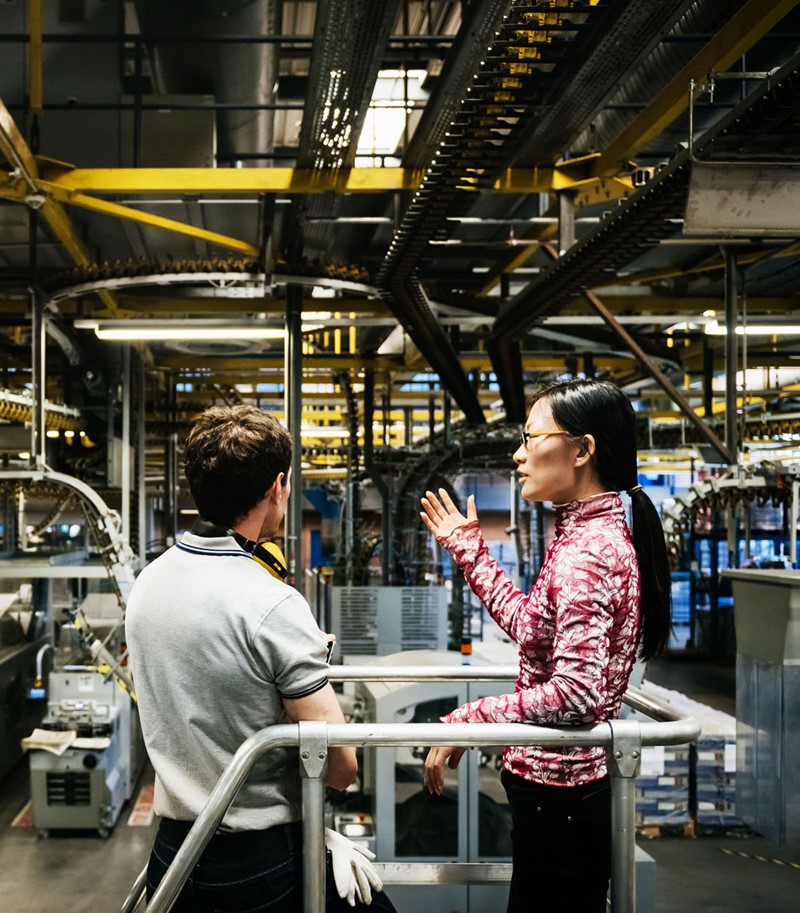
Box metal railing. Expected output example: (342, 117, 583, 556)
(120, 667, 700, 913)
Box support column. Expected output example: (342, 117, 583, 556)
(364, 371, 391, 585)
(724, 248, 739, 468)
(30, 287, 46, 469)
(164, 375, 178, 548)
(136, 352, 146, 568)
(29, 203, 46, 469)
(608, 720, 642, 913)
(558, 189, 576, 255)
(702, 337, 714, 422)
(285, 284, 303, 593)
(121, 345, 132, 548)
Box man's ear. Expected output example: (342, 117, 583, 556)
(574, 434, 596, 468)
(266, 473, 285, 502)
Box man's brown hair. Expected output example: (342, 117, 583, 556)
(183, 405, 292, 527)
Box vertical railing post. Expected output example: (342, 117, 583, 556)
(607, 720, 642, 913)
(298, 722, 329, 913)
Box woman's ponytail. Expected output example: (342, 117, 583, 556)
(628, 487, 672, 660)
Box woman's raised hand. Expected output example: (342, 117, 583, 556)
(420, 488, 478, 545)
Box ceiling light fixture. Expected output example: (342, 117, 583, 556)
(703, 319, 800, 336)
(74, 319, 285, 341)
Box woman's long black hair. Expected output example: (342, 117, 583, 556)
(533, 379, 671, 660)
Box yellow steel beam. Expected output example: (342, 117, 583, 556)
(41, 183, 260, 256)
(28, 0, 43, 115)
(461, 353, 642, 370)
(157, 354, 404, 371)
(40, 166, 422, 195)
(39, 164, 634, 197)
(0, 99, 119, 314)
(0, 100, 38, 181)
(156, 352, 641, 373)
(591, 0, 800, 176)
(173, 386, 500, 404)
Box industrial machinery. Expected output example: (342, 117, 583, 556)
(339, 646, 515, 913)
(0, 469, 143, 833)
(28, 669, 141, 838)
(0, 589, 51, 780)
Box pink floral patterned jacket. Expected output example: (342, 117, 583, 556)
(442, 491, 641, 786)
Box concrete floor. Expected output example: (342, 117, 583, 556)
(0, 655, 798, 912)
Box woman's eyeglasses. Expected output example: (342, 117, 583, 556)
(519, 429, 568, 448)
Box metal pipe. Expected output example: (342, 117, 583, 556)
(35, 642, 52, 682)
(608, 720, 643, 913)
(582, 287, 732, 464)
(0, 32, 458, 46)
(121, 345, 131, 548)
(29, 286, 46, 469)
(143, 718, 698, 913)
(299, 722, 328, 913)
(724, 248, 739, 467)
(790, 478, 799, 567)
(118, 862, 148, 913)
(136, 353, 146, 568)
(137, 672, 699, 913)
(285, 285, 303, 592)
(363, 371, 391, 585)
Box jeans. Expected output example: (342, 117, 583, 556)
(146, 823, 398, 913)
(501, 770, 611, 913)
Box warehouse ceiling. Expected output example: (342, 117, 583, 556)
(2, 0, 800, 489)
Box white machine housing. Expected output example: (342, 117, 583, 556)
(29, 670, 139, 836)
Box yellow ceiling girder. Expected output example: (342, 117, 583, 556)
(40, 166, 421, 195)
(497, 155, 635, 194)
(39, 164, 634, 197)
(591, 0, 800, 176)
(158, 352, 640, 372)
(173, 386, 501, 404)
(158, 354, 404, 371)
(41, 183, 260, 257)
(0, 98, 118, 314)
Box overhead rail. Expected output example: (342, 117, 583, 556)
(488, 48, 800, 421)
(0, 388, 80, 430)
(122, 667, 700, 913)
(378, 0, 610, 424)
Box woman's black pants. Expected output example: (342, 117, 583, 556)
(501, 770, 612, 913)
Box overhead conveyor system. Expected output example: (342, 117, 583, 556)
(488, 48, 800, 423)
(1, 1, 800, 501)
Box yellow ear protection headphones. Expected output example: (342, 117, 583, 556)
(233, 534, 288, 581)
(192, 518, 288, 580)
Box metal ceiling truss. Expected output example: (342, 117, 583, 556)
(378, 0, 620, 424)
(488, 48, 800, 422)
(588, 0, 800, 178)
(402, 0, 511, 171)
(296, 0, 398, 170)
(507, 0, 696, 165)
(286, 0, 399, 261)
(0, 99, 118, 313)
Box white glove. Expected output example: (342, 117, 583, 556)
(324, 826, 383, 907)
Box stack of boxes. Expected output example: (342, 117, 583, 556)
(695, 713, 738, 830)
(634, 741, 692, 829)
(628, 682, 740, 833)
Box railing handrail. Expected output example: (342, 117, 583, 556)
(126, 668, 700, 913)
(329, 665, 691, 724)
